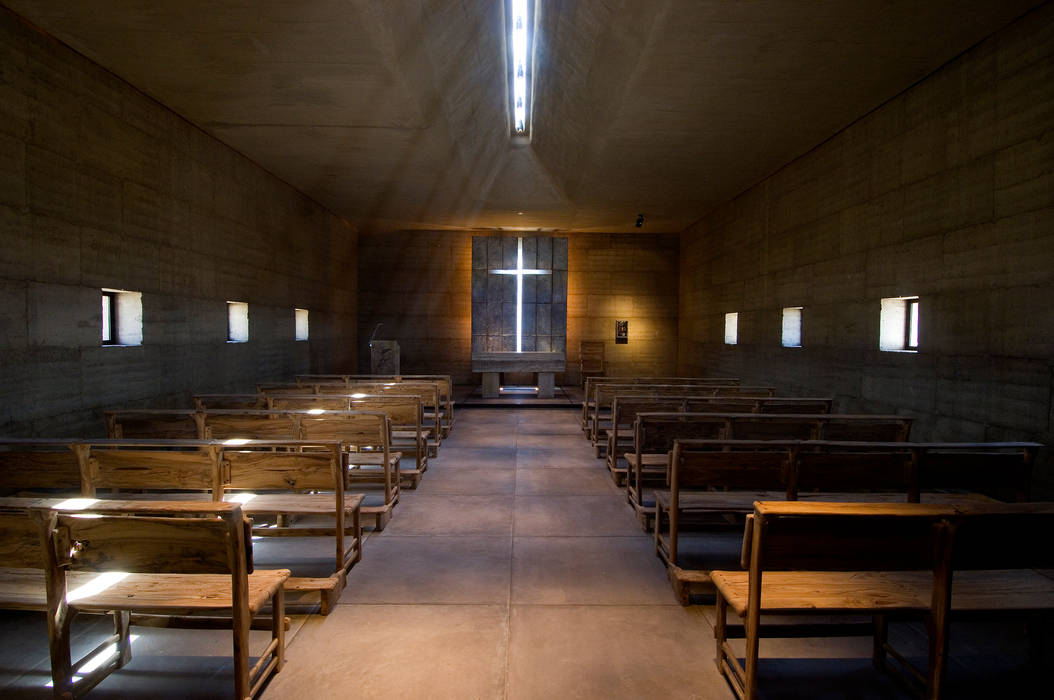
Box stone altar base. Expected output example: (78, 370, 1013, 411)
(472, 351, 565, 400)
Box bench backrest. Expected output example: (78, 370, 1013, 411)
(192, 394, 269, 410)
(746, 501, 951, 572)
(794, 448, 914, 494)
(36, 501, 250, 576)
(84, 446, 223, 497)
(0, 500, 46, 568)
(917, 446, 1037, 502)
(224, 446, 343, 492)
(205, 412, 300, 440)
(947, 503, 1054, 570)
(0, 443, 82, 491)
(106, 410, 202, 439)
(671, 441, 794, 493)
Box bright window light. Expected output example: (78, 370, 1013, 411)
(509, 0, 533, 135)
(880, 296, 919, 352)
(295, 308, 309, 341)
(306, 408, 325, 415)
(228, 301, 249, 343)
(782, 307, 802, 347)
(724, 312, 738, 345)
(101, 288, 143, 346)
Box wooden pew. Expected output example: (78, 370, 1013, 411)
(221, 440, 363, 612)
(106, 409, 401, 531)
(588, 383, 778, 454)
(653, 439, 1040, 604)
(607, 397, 843, 485)
(268, 393, 428, 486)
(614, 398, 836, 490)
(710, 501, 1054, 700)
(580, 376, 742, 433)
(297, 374, 456, 437)
(32, 500, 289, 699)
(266, 381, 443, 455)
(196, 393, 430, 484)
(80, 438, 361, 613)
(0, 438, 364, 612)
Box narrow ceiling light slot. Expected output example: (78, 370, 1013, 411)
(509, 0, 534, 136)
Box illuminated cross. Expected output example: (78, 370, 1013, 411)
(490, 237, 550, 353)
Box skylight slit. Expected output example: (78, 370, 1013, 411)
(509, 0, 532, 135)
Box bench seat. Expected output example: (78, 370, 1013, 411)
(712, 568, 1054, 618)
(712, 570, 933, 617)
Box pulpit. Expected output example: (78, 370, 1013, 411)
(370, 340, 400, 375)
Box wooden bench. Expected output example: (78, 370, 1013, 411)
(106, 409, 401, 530)
(624, 412, 910, 521)
(588, 383, 778, 455)
(580, 376, 742, 433)
(710, 501, 1054, 700)
(297, 374, 456, 437)
(32, 500, 289, 699)
(608, 398, 841, 486)
(1, 438, 364, 612)
(653, 439, 1041, 604)
(268, 393, 429, 486)
(266, 380, 445, 454)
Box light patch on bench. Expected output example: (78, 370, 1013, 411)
(47, 634, 140, 688)
(66, 571, 130, 602)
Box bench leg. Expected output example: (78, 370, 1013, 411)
(272, 588, 286, 673)
(47, 608, 75, 699)
(114, 611, 132, 669)
(871, 614, 888, 672)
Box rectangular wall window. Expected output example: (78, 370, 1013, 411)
(879, 296, 919, 352)
(295, 308, 309, 341)
(724, 312, 738, 345)
(228, 301, 249, 343)
(101, 289, 142, 346)
(781, 307, 802, 347)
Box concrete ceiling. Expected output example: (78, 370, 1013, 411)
(4, 0, 1044, 233)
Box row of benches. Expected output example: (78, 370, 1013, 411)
(576, 376, 1049, 697)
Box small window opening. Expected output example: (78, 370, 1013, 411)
(101, 292, 116, 345)
(782, 307, 802, 348)
(101, 289, 142, 346)
(295, 308, 309, 341)
(724, 312, 739, 345)
(880, 296, 919, 352)
(228, 302, 249, 343)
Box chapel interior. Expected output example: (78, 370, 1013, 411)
(0, 1, 1053, 698)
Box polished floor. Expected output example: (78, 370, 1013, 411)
(0, 407, 1047, 698)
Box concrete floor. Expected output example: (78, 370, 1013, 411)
(0, 406, 1048, 698)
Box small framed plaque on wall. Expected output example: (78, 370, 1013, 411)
(615, 320, 628, 344)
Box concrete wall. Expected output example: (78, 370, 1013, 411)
(678, 4, 1054, 494)
(358, 231, 679, 384)
(0, 9, 358, 436)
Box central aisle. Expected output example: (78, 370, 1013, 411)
(264, 407, 719, 698)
